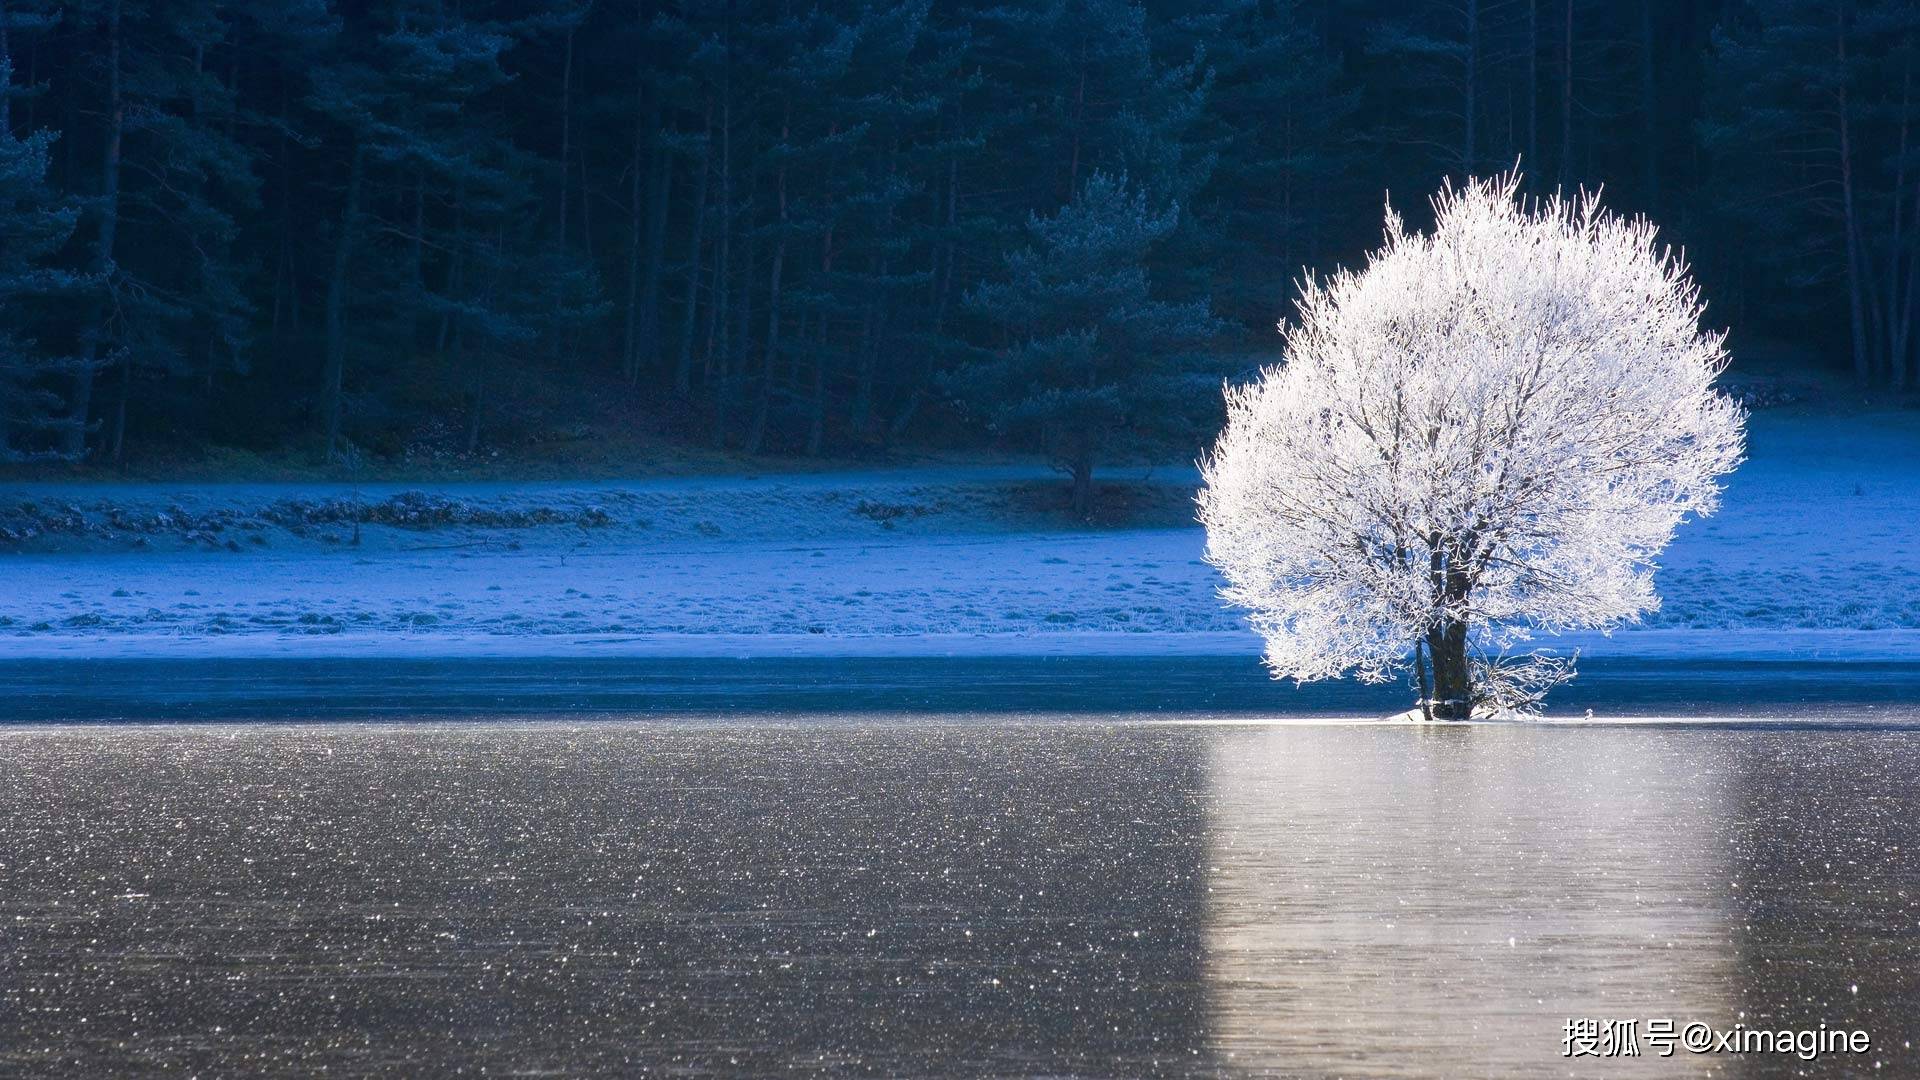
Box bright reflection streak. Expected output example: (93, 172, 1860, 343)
(1202, 726, 1736, 1077)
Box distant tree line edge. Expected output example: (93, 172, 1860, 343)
(0, 0, 1909, 480)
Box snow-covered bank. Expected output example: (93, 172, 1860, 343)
(2, 409, 1916, 660)
(5, 628, 1919, 661)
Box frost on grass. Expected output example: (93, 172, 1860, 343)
(1199, 172, 1746, 718)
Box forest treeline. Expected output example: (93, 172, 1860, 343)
(0, 0, 1912, 478)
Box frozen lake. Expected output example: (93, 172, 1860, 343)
(2, 660, 1917, 1077)
(3, 653, 1919, 721)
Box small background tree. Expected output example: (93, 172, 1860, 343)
(1197, 173, 1746, 718)
(949, 172, 1219, 516)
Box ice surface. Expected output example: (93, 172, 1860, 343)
(1, 721, 1914, 1077)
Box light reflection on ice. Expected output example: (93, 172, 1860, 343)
(1200, 726, 1743, 1076)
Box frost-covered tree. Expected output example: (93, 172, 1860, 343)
(1197, 173, 1745, 719)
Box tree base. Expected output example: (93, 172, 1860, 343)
(1383, 706, 1530, 723)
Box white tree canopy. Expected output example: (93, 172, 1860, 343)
(1198, 173, 1746, 696)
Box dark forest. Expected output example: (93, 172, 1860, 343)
(0, 0, 1909, 475)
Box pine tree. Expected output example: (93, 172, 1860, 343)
(1173, 0, 1358, 327)
(1357, 1, 1478, 178)
(305, 2, 519, 459)
(726, 0, 877, 453)
(0, 45, 91, 459)
(0, 0, 1861, 467)
(950, 171, 1218, 515)
(970, 0, 1208, 212)
(1701, 0, 1920, 385)
(778, 0, 933, 454)
(103, 0, 262, 460)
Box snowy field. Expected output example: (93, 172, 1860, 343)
(2, 408, 1917, 661)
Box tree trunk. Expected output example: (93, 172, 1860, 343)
(1639, 0, 1658, 210)
(66, 0, 125, 459)
(1069, 455, 1093, 518)
(630, 0, 673, 382)
(1067, 57, 1086, 197)
(438, 179, 466, 354)
(322, 144, 366, 461)
(1424, 543, 1475, 719)
(804, 178, 839, 457)
(107, 360, 129, 463)
(463, 339, 482, 455)
(935, 154, 957, 334)
(1277, 110, 1296, 282)
(410, 171, 426, 347)
(675, 101, 713, 396)
(272, 83, 295, 347)
(851, 289, 877, 434)
(1836, 4, 1871, 382)
(622, 12, 662, 384)
(1463, 0, 1478, 175)
(732, 128, 758, 388)
(1425, 619, 1472, 720)
(636, 122, 673, 381)
(1901, 217, 1920, 389)
(624, 71, 644, 380)
(805, 340, 826, 456)
(464, 337, 486, 454)
(745, 111, 789, 456)
(1559, 0, 1574, 188)
(1526, 0, 1538, 176)
(709, 80, 733, 448)
(577, 141, 594, 263)
(1888, 59, 1912, 389)
(557, 22, 574, 250)
(1, 0, 13, 134)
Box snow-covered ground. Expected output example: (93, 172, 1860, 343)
(2, 409, 1916, 660)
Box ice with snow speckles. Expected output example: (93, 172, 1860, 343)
(0, 721, 1914, 1077)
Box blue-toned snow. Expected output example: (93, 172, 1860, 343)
(2, 409, 1916, 660)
